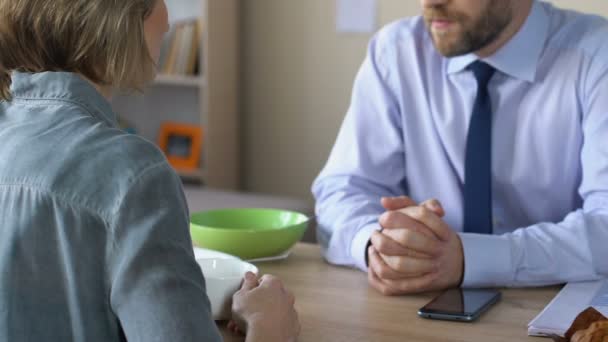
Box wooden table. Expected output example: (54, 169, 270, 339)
(220, 243, 559, 342)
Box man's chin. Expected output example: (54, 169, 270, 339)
(432, 39, 472, 58)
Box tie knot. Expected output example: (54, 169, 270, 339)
(469, 61, 496, 87)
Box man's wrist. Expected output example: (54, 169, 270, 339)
(456, 234, 465, 287)
(352, 223, 381, 272)
(458, 232, 513, 287)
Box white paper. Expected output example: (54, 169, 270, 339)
(336, 0, 377, 34)
(528, 279, 608, 337)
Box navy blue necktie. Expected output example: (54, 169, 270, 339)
(463, 61, 496, 234)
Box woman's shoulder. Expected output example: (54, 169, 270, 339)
(48, 124, 180, 218)
(87, 128, 169, 177)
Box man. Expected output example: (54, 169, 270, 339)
(312, 0, 608, 295)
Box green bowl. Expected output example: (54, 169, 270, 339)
(190, 208, 309, 259)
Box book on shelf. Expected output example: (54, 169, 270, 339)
(157, 19, 203, 77)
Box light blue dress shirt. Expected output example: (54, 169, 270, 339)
(312, 1, 608, 287)
(0, 72, 221, 341)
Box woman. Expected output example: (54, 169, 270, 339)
(0, 1, 299, 341)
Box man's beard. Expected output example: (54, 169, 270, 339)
(424, 1, 513, 57)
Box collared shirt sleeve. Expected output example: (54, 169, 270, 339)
(312, 34, 407, 272)
(460, 54, 608, 288)
(107, 162, 221, 342)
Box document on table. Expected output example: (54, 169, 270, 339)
(528, 279, 608, 337)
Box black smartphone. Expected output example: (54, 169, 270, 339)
(418, 288, 501, 322)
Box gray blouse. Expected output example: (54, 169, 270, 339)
(0, 72, 221, 341)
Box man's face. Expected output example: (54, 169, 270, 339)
(421, 0, 513, 57)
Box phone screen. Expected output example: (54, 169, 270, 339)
(421, 289, 500, 316)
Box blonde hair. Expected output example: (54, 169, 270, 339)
(0, 0, 158, 101)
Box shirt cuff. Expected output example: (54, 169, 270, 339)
(459, 233, 514, 288)
(351, 223, 381, 272)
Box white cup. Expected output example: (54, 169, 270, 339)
(196, 257, 259, 320)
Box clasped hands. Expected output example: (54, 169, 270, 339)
(367, 196, 465, 295)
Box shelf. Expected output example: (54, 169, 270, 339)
(154, 74, 205, 87)
(111, 0, 239, 190)
(176, 167, 206, 183)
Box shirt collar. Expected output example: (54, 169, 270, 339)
(446, 0, 549, 82)
(10, 71, 117, 128)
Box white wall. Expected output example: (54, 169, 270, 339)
(241, 0, 607, 200)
